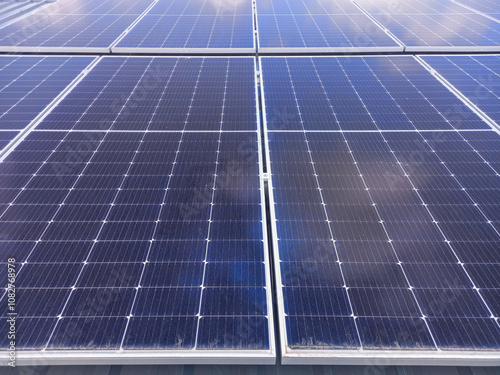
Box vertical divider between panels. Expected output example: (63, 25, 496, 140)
(254, 57, 277, 362)
(0, 55, 102, 163)
(414, 56, 500, 134)
(257, 56, 289, 362)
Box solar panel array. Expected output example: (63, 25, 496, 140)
(1, 0, 500, 368)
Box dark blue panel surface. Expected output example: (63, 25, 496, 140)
(40, 57, 257, 131)
(261, 56, 490, 131)
(116, 13, 254, 49)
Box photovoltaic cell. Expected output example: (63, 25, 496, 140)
(262, 56, 500, 364)
(113, 0, 254, 52)
(0, 55, 94, 149)
(422, 55, 500, 126)
(0, 57, 274, 364)
(256, 0, 401, 52)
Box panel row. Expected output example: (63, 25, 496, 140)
(1, 0, 499, 53)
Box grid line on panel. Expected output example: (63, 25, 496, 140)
(307, 57, 440, 349)
(118, 58, 195, 349)
(280, 57, 364, 348)
(40, 58, 158, 349)
(193, 58, 228, 348)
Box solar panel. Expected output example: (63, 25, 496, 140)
(0, 55, 95, 151)
(113, 0, 255, 53)
(261, 56, 500, 365)
(256, 0, 402, 53)
(355, 0, 500, 52)
(0, 57, 274, 365)
(422, 55, 500, 127)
